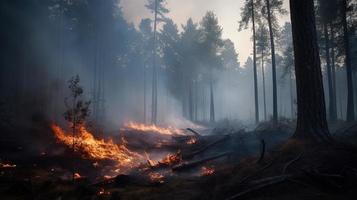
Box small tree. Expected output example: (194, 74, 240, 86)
(63, 75, 90, 181)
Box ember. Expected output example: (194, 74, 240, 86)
(201, 166, 215, 176)
(187, 137, 198, 145)
(148, 172, 165, 183)
(0, 163, 16, 168)
(124, 121, 184, 136)
(74, 172, 82, 179)
(51, 124, 142, 169)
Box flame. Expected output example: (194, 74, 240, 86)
(51, 124, 142, 169)
(124, 121, 184, 136)
(201, 166, 215, 176)
(148, 172, 164, 183)
(0, 163, 16, 168)
(146, 151, 182, 168)
(187, 137, 197, 145)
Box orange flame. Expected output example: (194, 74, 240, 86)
(124, 121, 184, 136)
(50, 124, 142, 169)
(201, 166, 215, 176)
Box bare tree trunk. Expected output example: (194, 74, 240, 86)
(143, 65, 147, 123)
(290, 0, 332, 143)
(342, 0, 355, 121)
(261, 51, 267, 121)
(151, 0, 158, 124)
(266, 0, 278, 123)
(330, 24, 338, 121)
(210, 79, 215, 122)
(323, 23, 337, 122)
(252, 0, 259, 124)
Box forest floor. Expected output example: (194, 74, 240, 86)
(1, 120, 357, 200)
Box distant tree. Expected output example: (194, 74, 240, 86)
(179, 19, 201, 120)
(199, 11, 224, 123)
(145, 0, 169, 124)
(317, 0, 338, 122)
(221, 39, 240, 70)
(278, 23, 295, 118)
(261, 0, 287, 123)
(63, 75, 91, 181)
(256, 23, 270, 120)
(340, 0, 355, 121)
(139, 18, 153, 123)
(290, 0, 332, 142)
(239, 0, 262, 124)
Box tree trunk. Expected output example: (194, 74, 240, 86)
(151, 0, 158, 124)
(189, 81, 194, 121)
(342, 0, 355, 121)
(143, 65, 147, 123)
(266, 0, 278, 123)
(261, 51, 267, 121)
(329, 23, 338, 121)
(210, 79, 215, 122)
(252, 0, 259, 124)
(290, 0, 332, 142)
(323, 23, 337, 122)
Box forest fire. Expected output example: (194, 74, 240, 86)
(124, 121, 184, 136)
(50, 124, 142, 169)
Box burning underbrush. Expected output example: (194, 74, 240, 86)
(47, 122, 226, 184)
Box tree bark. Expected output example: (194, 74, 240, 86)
(266, 0, 278, 123)
(290, 0, 332, 142)
(252, 0, 259, 124)
(342, 0, 355, 121)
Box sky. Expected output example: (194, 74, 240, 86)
(120, 0, 291, 64)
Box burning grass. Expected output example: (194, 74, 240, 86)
(124, 121, 185, 136)
(50, 124, 143, 170)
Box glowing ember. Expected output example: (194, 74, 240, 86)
(201, 166, 215, 176)
(187, 137, 198, 145)
(50, 124, 142, 169)
(124, 121, 184, 135)
(74, 172, 82, 179)
(148, 172, 164, 183)
(0, 163, 16, 168)
(98, 188, 110, 196)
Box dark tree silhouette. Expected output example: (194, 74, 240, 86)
(290, 0, 332, 142)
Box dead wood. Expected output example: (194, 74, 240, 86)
(183, 135, 230, 159)
(282, 153, 303, 174)
(186, 128, 201, 137)
(172, 152, 231, 172)
(256, 139, 265, 164)
(226, 174, 292, 200)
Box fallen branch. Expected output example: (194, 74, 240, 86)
(226, 174, 292, 200)
(186, 128, 201, 137)
(183, 135, 230, 159)
(256, 139, 265, 164)
(282, 153, 303, 174)
(172, 152, 230, 172)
